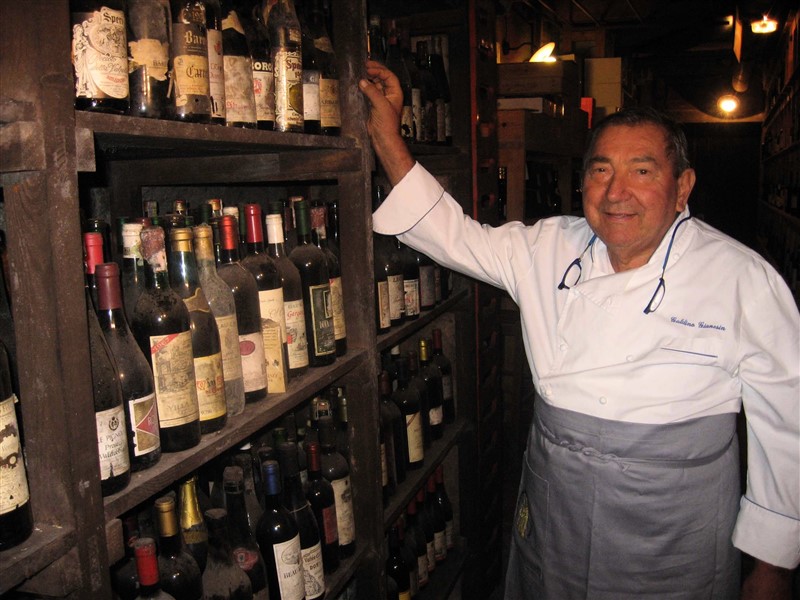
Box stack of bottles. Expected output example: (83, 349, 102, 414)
(81, 195, 347, 494)
(377, 332, 455, 507)
(70, 0, 341, 134)
(385, 464, 455, 600)
(372, 185, 452, 334)
(111, 390, 356, 599)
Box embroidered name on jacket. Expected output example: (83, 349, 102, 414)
(670, 316, 727, 331)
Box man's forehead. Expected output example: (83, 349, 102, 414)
(592, 123, 670, 156)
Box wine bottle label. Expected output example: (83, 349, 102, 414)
(426, 540, 435, 570)
(329, 276, 346, 341)
(172, 22, 210, 101)
(128, 38, 169, 82)
(150, 331, 200, 427)
(271, 534, 305, 600)
(223, 55, 256, 124)
(274, 47, 303, 131)
(308, 283, 335, 356)
(405, 411, 423, 463)
(445, 520, 455, 549)
(388, 274, 404, 320)
(262, 319, 287, 393)
(95, 404, 130, 480)
(399, 590, 411, 600)
(401, 105, 414, 139)
(434, 530, 447, 561)
(417, 554, 429, 586)
(72, 7, 129, 100)
(302, 69, 321, 121)
(284, 298, 309, 369)
(239, 331, 267, 393)
(300, 541, 325, 599)
(412, 88, 423, 142)
(252, 60, 276, 121)
(207, 28, 226, 119)
(129, 392, 160, 457)
(380, 442, 388, 486)
(404, 278, 420, 317)
(194, 352, 226, 421)
(258, 287, 286, 344)
(331, 476, 355, 546)
(232, 546, 261, 571)
(441, 375, 454, 403)
(0, 395, 30, 515)
(429, 405, 443, 427)
(419, 265, 436, 307)
(216, 313, 243, 383)
(319, 78, 341, 128)
(320, 503, 339, 545)
(376, 280, 391, 329)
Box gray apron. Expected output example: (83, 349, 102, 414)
(504, 397, 740, 600)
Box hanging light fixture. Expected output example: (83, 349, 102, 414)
(529, 42, 557, 63)
(751, 15, 778, 34)
(718, 94, 739, 114)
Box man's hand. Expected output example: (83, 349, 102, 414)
(741, 558, 794, 599)
(359, 61, 415, 186)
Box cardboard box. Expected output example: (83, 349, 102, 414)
(497, 96, 558, 116)
(498, 61, 580, 101)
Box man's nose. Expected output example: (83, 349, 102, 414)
(605, 172, 629, 202)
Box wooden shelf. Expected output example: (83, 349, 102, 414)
(761, 201, 800, 233)
(762, 139, 800, 164)
(325, 543, 368, 600)
(0, 524, 77, 594)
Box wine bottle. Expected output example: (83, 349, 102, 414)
(289, 198, 335, 367)
(398, 239, 420, 321)
(168, 0, 212, 123)
(132, 226, 201, 452)
(428, 36, 451, 145)
(497, 166, 508, 221)
(378, 372, 398, 505)
(168, 227, 227, 434)
(0, 340, 33, 550)
(243, 1, 275, 130)
(154, 495, 204, 600)
(391, 357, 423, 471)
(282, 199, 297, 256)
(126, 0, 171, 118)
(304, 0, 339, 136)
(318, 414, 355, 557)
(331, 387, 351, 466)
(84, 231, 105, 309)
(424, 475, 446, 564)
(221, 0, 257, 128)
(379, 369, 406, 485)
(406, 351, 431, 449)
(216, 215, 268, 404)
(418, 339, 444, 441)
(403, 43, 423, 144)
(255, 460, 306, 600)
(87, 284, 132, 497)
(265, 205, 309, 377)
(96, 263, 162, 471)
(309, 202, 346, 356)
(111, 513, 141, 600)
(241, 204, 288, 393)
(366, 14, 384, 62)
(304, 440, 339, 573)
(231, 452, 264, 535)
(397, 519, 419, 598)
(404, 500, 428, 589)
(386, 523, 411, 600)
(71, 0, 130, 114)
(223, 465, 270, 598)
(298, 3, 321, 134)
(415, 488, 435, 575)
(202, 508, 255, 600)
(206, 0, 226, 123)
(416, 251, 436, 311)
(374, 238, 391, 334)
(194, 224, 246, 417)
(278, 442, 325, 599)
(268, 0, 304, 133)
(121, 219, 150, 324)
(415, 41, 437, 145)
(431, 328, 455, 423)
(384, 21, 413, 140)
(434, 464, 454, 550)
(178, 473, 210, 574)
(133, 538, 179, 600)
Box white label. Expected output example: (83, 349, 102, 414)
(150, 331, 199, 427)
(72, 7, 129, 99)
(329, 276, 346, 341)
(223, 54, 256, 123)
(271, 534, 305, 600)
(0, 395, 29, 515)
(274, 47, 303, 130)
(252, 61, 275, 121)
(128, 38, 169, 81)
(239, 330, 267, 393)
(300, 541, 325, 599)
(445, 519, 455, 549)
(388, 274, 404, 320)
(128, 392, 160, 457)
(284, 298, 309, 369)
(319, 77, 340, 128)
(207, 28, 225, 119)
(434, 530, 447, 561)
(419, 265, 436, 307)
(216, 313, 243, 383)
(331, 475, 355, 546)
(404, 278, 420, 317)
(405, 411, 423, 463)
(442, 375, 454, 403)
(302, 69, 321, 121)
(377, 280, 391, 329)
(429, 405, 443, 427)
(426, 540, 435, 570)
(95, 404, 130, 480)
(194, 352, 226, 421)
(417, 554, 429, 586)
(258, 287, 286, 345)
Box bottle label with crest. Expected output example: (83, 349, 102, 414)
(331, 476, 355, 545)
(272, 534, 305, 600)
(0, 395, 29, 514)
(223, 55, 256, 123)
(284, 299, 309, 369)
(129, 392, 160, 456)
(193, 352, 226, 421)
(404, 278, 420, 317)
(72, 7, 129, 100)
(300, 540, 325, 598)
(252, 60, 276, 121)
(308, 283, 335, 356)
(274, 47, 303, 131)
(96, 404, 130, 480)
(239, 331, 267, 393)
(150, 331, 200, 427)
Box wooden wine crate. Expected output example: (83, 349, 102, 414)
(498, 60, 581, 101)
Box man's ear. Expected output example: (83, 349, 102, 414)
(675, 168, 696, 212)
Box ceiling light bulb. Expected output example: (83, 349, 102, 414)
(718, 95, 739, 113)
(751, 15, 778, 34)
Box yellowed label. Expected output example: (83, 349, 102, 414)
(0, 395, 29, 514)
(319, 78, 341, 128)
(216, 313, 243, 382)
(239, 330, 267, 393)
(128, 38, 169, 81)
(329, 275, 346, 341)
(262, 319, 287, 393)
(72, 7, 129, 99)
(194, 352, 226, 421)
(96, 404, 130, 480)
(284, 298, 309, 369)
(150, 331, 199, 427)
(331, 476, 355, 545)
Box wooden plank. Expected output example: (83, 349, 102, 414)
(0, 122, 45, 172)
(0, 524, 77, 594)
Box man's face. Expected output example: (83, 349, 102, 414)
(582, 123, 695, 271)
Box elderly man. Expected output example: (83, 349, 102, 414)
(359, 61, 799, 599)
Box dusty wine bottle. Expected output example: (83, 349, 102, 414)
(310, 202, 346, 356)
(220, 0, 257, 128)
(206, 0, 226, 123)
(154, 494, 204, 600)
(267, 0, 304, 132)
(126, 0, 171, 118)
(168, 0, 212, 122)
(202, 508, 254, 600)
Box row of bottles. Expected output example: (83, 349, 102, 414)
(762, 149, 800, 217)
(385, 464, 454, 600)
(112, 391, 356, 599)
(759, 213, 800, 299)
(83, 196, 348, 494)
(70, 0, 341, 133)
(367, 16, 452, 146)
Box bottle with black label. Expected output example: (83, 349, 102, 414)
(168, 0, 212, 122)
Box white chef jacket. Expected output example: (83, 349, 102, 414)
(373, 162, 800, 569)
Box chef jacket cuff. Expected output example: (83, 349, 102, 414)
(732, 496, 800, 569)
(373, 162, 445, 235)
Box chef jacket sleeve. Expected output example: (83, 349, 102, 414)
(730, 265, 800, 569)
